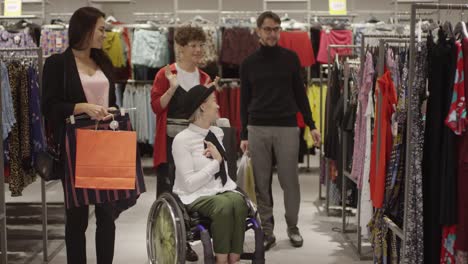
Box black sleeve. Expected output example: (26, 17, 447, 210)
(108, 80, 117, 108)
(239, 60, 251, 140)
(41, 55, 75, 125)
(291, 53, 316, 130)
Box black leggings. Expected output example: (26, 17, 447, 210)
(156, 136, 175, 197)
(65, 204, 116, 264)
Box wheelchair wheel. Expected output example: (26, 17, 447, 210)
(147, 193, 187, 264)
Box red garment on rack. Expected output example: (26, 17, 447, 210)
(329, 159, 338, 182)
(111, 21, 132, 80)
(441, 225, 457, 264)
(456, 37, 468, 255)
(215, 89, 230, 119)
(369, 70, 397, 209)
(215, 86, 242, 145)
(445, 42, 467, 135)
(4, 165, 9, 183)
(229, 87, 241, 143)
(316, 30, 353, 64)
(278, 31, 316, 67)
(221, 28, 259, 66)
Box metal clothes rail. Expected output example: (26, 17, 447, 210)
(357, 33, 429, 262)
(340, 59, 373, 261)
(358, 34, 409, 262)
(317, 64, 327, 202)
(324, 44, 375, 261)
(340, 35, 415, 260)
(404, 2, 468, 261)
(377, 38, 411, 243)
(322, 44, 360, 217)
(0, 47, 64, 264)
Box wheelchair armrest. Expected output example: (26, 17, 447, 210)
(167, 192, 193, 229)
(188, 211, 212, 229)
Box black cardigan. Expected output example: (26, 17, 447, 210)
(41, 48, 116, 134)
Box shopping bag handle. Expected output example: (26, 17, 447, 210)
(95, 114, 120, 131)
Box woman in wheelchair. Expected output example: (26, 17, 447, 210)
(171, 84, 248, 264)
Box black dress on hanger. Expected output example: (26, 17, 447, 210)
(422, 27, 458, 264)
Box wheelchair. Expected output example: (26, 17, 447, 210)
(146, 189, 265, 264)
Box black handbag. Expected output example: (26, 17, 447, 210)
(35, 68, 66, 181)
(35, 143, 64, 181)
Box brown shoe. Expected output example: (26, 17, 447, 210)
(186, 243, 199, 262)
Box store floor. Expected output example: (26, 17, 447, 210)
(5, 156, 373, 264)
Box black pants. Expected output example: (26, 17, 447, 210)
(156, 163, 175, 197)
(65, 204, 116, 264)
(156, 136, 175, 198)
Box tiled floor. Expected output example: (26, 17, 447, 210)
(4, 156, 373, 264)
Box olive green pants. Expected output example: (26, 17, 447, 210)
(188, 191, 248, 254)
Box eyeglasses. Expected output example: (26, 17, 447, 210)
(261, 26, 281, 33)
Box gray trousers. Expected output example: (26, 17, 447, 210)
(248, 125, 300, 235)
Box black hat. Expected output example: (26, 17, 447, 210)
(183, 85, 216, 119)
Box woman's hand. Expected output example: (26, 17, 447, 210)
(74, 103, 109, 120)
(164, 64, 178, 90)
(203, 141, 223, 163)
(205, 76, 220, 89)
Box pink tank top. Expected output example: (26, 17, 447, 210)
(79, 69, 109, 107)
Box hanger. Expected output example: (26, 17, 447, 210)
(366, 13, 380, 24)
(281, 13, 291, 22)
(453, 7, 468, 39)
(443, 21, 454, 40)
(105, 15, 118, 23)
(191, 15, 212, 25)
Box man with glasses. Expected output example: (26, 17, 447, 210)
(239, 11, 321, 250)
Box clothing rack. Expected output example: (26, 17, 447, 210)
(125, 79, 154, 84)
(339, 58, 374, 261)
(338, 34, 415, 260)
(317, 64, 327, 202)
(357, 33, 421, 262)
(322, 44, 360, 217)
(359, 34, 414, 77)
(405, 2, 468, 262)
(325, 43, 375, 261)
(0, 72, 5, 264)
(376, 37, 411, 253)
(361, 32, 410, 243)
(0, 47, 63, 264)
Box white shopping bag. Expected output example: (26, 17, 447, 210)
(236, 153, 257, 204)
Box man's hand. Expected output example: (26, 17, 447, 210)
(311, 129, 321, 147)
(240, 140, 249, 154)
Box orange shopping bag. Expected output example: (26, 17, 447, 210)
(75, 128, 137, 190)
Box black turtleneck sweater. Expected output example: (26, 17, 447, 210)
(239, 45, 316, 140)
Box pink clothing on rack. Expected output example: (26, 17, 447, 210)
(79, 69, 110, 107)
(351, 52, 374, 188)
(316, 29, 353, 64)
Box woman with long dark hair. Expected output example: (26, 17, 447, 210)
(42, 7, 119, 264)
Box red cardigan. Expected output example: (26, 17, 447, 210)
(151, 63, 211, 168)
